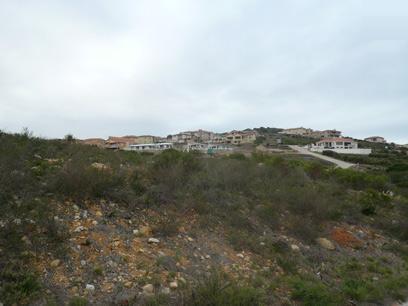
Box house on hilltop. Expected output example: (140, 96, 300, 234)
(167, 129, 214, 144)
(310, 129, 342, 139)
(225, 130, 257, 145)
(278, 127, 313, 136)
(364, 136, 386, 143)
(309, 138, 372, 155)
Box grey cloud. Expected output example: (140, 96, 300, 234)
(0, 0, 407, 143)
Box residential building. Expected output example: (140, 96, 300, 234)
(167, 129, 215, 144)
(105, 136, 140, 149)
(126, 143, 173, 151)
(310, 129, 342, 139)
(225, 130, 257, 145)
(309, 138, 372, 155)
(212, 134, 226, 144)
(278, 127, 313, 136)
(184, 142, 231, 152)
(279, 127, 342, 139)
(364, 136, 386, 143)
(81, 138, 105, 147)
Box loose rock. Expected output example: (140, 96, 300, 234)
(169, 281, 178, 289)
(142, 284, 154, 295)
(291, 244, 300, 252)
(316, 238, 335, 250)
(86, 284, 95, 291)
(148, 238, 160, 244)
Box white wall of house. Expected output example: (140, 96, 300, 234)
(310, 147, 372, 155)
(126, 143, 173, 151)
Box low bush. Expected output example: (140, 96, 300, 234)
(68, 297, 89, 306)
(359, 189, 391, 215)
(185, 270, 264, 306)
(0, 262, 42, 305)
(49, 157, 127, 200)
(330, 168, 389, 191)
(290, 276, 342, 306)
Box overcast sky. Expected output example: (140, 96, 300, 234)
(0, 1, 407, 143)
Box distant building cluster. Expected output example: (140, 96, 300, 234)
(80, 129, 258, 152)
(79, 126, 391, 156)
(278, 127, 342, 139)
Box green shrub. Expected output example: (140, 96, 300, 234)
(227, 153, 247, 160)
(290, 276, 342, 306)
(359, 189, 391, 215)
(50, 157, 126, 199)
(186, 270, 264, 306)
(68, 296, 88, 306)
(0, 263, 42, 305)
(152, 212, 179, 237)
(331, 168, 388, 191)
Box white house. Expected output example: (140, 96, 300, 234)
(126, 143, 173, 152)
(309, 138, 372, 155)
(184, 143, 231, 152)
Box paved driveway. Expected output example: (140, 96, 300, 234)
(289, 145, 355, 169)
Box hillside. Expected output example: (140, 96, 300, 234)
(1, 131, 408, 306)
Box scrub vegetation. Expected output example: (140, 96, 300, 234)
(1, 130, 407, 305)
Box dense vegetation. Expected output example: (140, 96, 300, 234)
(0, 130, 407, 305)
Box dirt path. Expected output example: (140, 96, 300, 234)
(289, 145, 355, 169)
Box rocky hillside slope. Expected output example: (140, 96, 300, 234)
(0, 131, 407, 305)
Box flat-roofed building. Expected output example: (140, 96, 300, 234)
(309, 138, 371, 155)
(126, 142, 173, 151)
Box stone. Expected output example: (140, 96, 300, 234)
(140, 225, 151, 236)
(236, 253, 245, 258)
(95, 211, 103, 217)
(291, 244, 300, 252)
(316, 238, 335, 250)
(70, 286, 78, 294)
(74, 226, 87, 233)
(21, 236, 31, 245)
(85, 284, 95, 291)
(142, 284, 154, 295)
(161, 287, 171, 294)
(50, 259, 60, 267)
(80, 260, 86, 266)
(169, 281, 178, 289)
(91, 162, 109, 170)
(124, 281, 133, 288)
(133, 229, 139, 235)
(148, 238, 160, 244)
(187, 236, 194, 242)
(178, 277, 187, 284)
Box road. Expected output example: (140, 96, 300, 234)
(289, 145, 355, 169)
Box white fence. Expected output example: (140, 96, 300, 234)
(310, 147, 372, 155)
